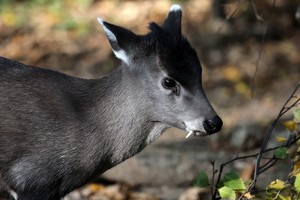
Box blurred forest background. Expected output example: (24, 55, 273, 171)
(0, 0, 299, 199)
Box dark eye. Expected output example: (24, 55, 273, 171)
(161, 77, 180, 95)
(162, 78, 176, 89)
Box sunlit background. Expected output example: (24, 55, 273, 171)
(0, 0, 299, 199)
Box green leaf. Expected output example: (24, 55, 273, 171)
(268, 179, 286, 190)
(294, 174, 300, 192)
(218, 186, 236, 200)
(222, 171, 246, 190)
(194, 171, 209, 187)
(278, 194, 292, 200)
(294, 109, 300, 123)
(274, 147, 289, 160)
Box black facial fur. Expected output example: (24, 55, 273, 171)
(142, 10, 202, 90)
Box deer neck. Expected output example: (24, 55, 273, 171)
(82, 66, 168, 167)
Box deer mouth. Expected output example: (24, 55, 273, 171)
(185, 128, 209, 138)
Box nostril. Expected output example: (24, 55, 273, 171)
(205, 120, 216, 131)
(203, 116, 223, 134)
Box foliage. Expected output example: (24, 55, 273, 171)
(220, 171, 246, 190)
(194, 0, 300, 195)
(194, 171, 209, 188)
(195, 103, 300, 199)
(274, 147, 289, 160)
(0, 0, 92, 35)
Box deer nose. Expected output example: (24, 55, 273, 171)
(203, 116, 223, 134)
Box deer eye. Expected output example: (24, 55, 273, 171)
(161, 77, 180, 95)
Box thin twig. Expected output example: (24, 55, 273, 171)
(239, 83, 300, 199)
(250, 0, 277, 98)
(258, 159, 278, 175)
(211, 160, 216, 200)
(216, 0, 244, 34)
(251, 0, 264, 22)
(211, 0, 300, 198)
(258, 133, 300, 175)
(214, 133, 300, 197)
(212, 143, 287, 198)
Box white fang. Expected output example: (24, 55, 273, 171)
(185, 130, 194, 138)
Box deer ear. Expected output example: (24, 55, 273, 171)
(162, 4, 182, 35)
(97, 18, 138, 65)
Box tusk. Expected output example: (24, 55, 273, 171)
(185, 130, 194, 138)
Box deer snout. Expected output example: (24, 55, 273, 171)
(203, 115, 223, 134)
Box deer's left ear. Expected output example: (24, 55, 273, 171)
(97, 18, 138, 65)
(162, 4, 182, 35)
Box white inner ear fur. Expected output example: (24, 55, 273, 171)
(170, 4, 181, 12)
(9, 189, 18, 200)
(97, 17, 129, 65)
(112, 49, 129, 65)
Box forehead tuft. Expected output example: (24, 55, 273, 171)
(145, 23, 202, 87)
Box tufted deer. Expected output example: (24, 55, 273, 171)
(0, 4, 222, 200)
